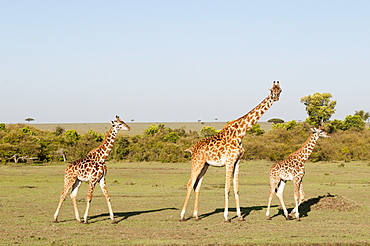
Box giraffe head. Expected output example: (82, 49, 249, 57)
(111, 115, 130, 131)
(269, 81, 282, 101)
(311, 127, 330, 138)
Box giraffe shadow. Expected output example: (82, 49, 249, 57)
(271, 193, 334, 219)
(87, 207, 178, 224)
(198, 205, 278, 220)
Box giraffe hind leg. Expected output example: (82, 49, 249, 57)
(180, 162, 208, 221)
(275, 180, 290, 220)
(53, 178, 75, 223)
(291, 179, 303, 221)
(70, 179, 82, 223)
(193, 164, 209, 220)
(266, 178, 279, 220)
(99, 176, 117, 224)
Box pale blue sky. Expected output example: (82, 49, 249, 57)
(1, 1, 369, 123)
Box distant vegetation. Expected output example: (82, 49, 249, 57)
(1, 92, 367, 164)
(0, 113, 369, 164)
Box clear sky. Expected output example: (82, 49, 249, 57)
(1, 1, 369, 124)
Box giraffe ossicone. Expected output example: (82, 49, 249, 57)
(180, 81, 282, 222)
(53, 115, 130, 224)
(266, 127, 330, 221)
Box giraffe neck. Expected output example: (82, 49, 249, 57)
(88, 126, 118, 162)
(221, 94, 275, 140)
(289, 133, 320, 162)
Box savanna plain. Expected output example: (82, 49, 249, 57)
(1, 160, 369, 245)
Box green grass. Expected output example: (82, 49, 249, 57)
(1, 161, 369, 245)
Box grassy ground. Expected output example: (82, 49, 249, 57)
(0, 160, 369, 245)
(31, 122, 273, 135)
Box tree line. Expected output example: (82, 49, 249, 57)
(1, 92, 369, 164)
(0, 116, 369, 164)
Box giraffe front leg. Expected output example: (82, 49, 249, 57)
(291, 180, 303, 221)
(99, 177, 117, 224)
(83, 181, 96, 224)
(290, 182, 305, 218)
(232, 160, 244, 221)
(224, 165, 234, 222)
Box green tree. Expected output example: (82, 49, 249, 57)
(247, 123, 265, 135)
(354, 110, 370, 122)
(272, 120, 299, 130)
(300, 92, 337, 126)
(164, 132, 180, 143)
(327, 119, 344, 133)
(144, 124, 160, 136)
(53, 126, 65, 136)
(64, 130, 80, 146)
(25, 118, 34, 123)
(85, 129, 104, 142)
(200, 126, 219, 138)
(341, 115, 365, 131)
(0, 123, 6, 131)
(267, 118, 284, 124)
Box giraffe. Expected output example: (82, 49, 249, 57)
(266, 127, 329, 221)
(180, 81, 282, 222)
(53, 115, 130, 224)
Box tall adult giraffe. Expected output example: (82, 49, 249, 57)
(53, 116, 130, 224)
(180, 81, 282, 222)
(266, 127, 329, 221)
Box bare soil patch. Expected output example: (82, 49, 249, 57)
(310, 193, 360, 211)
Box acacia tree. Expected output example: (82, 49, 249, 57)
(300, 92, 337, 126)
(25, 118, 34, 123)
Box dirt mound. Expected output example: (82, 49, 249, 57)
(311, 194, 360, 211)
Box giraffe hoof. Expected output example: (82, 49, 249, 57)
(111, 220, 118, 224)
(179, 218, 187, 222)
(296, 218, 301, 221)
(195, 217, 201, 221)
(53, 220, 59, 223)
(238, 217, 246, 221)
(266, 216, 272, 220)
(286, 215, 292, 220)
(224, 219, 231, 223)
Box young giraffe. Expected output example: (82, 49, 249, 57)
(53, 116, 130, 224)
(266, 127, 329, 221)
(180, 81, 282, 222)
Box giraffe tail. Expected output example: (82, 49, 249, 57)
(185, 147, 193, 153)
